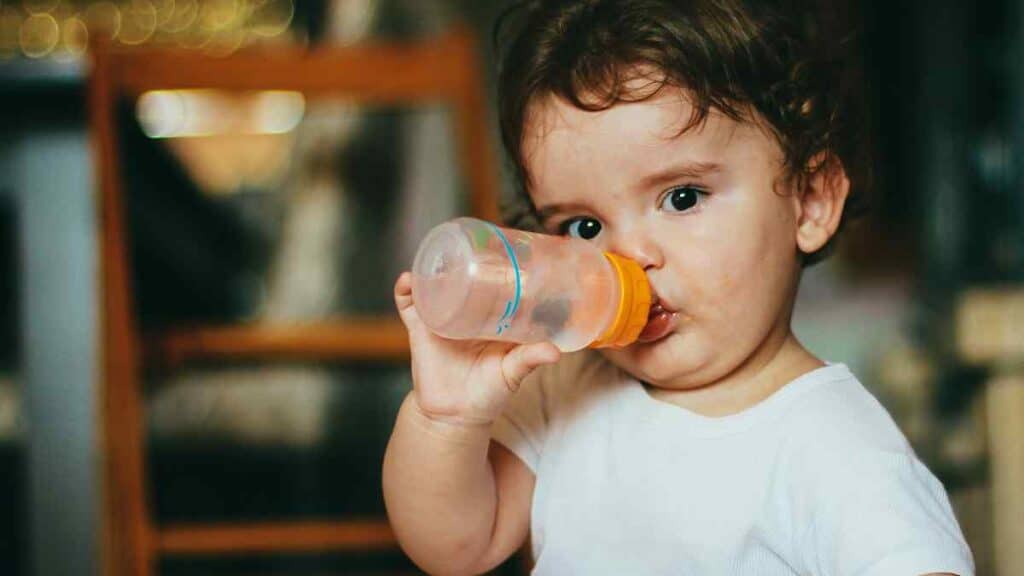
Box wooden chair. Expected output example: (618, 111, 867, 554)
(89, 28, 500, 575)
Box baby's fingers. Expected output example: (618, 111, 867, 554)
(394, 271, 413, 309)
(500, 342, 561, 392)
(393, 272, 425, 331)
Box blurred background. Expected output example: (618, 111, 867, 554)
(1, 0, 1022, 574)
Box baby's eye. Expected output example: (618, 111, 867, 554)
(660, 186, 707, 213)
(561, 217, 602, 240)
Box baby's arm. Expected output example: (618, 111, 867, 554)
(383, 398, 535, 575)
(382, 273, 556, 575)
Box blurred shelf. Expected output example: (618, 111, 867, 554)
(146, 319, 410, 367)
(102, 30, 475, 102)
(157, 519, 397, 555)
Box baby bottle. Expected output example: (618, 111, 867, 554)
(411, 217, 651, 352)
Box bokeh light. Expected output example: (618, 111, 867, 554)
(19, 12, 59, 58)
(118, 0, 157, 45)
(60, 15, 88, 55)
(83, 1, 122, 41)
(137, 89, 305, 138)
(0, 0, 295, 59)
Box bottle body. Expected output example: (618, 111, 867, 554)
(411, 218, 648, 352)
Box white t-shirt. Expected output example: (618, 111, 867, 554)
(491, 352, 974, 575)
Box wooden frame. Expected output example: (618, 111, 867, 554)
(90, 27, 500, 575)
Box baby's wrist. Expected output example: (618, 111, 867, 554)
(402, 395, 494, 447)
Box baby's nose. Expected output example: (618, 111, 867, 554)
(611, 234, 662, 270)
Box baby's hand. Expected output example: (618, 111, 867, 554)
(394, 271, 561, 426)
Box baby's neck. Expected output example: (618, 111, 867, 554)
(645, 332, 823, 418)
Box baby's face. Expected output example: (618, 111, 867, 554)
(523, 87, 804, 390)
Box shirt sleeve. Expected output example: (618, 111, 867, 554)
(799, 445, 975, 576)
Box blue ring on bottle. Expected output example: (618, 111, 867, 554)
(488, 223, 522, 335)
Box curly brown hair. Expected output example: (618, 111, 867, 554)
(494, 0, 870, 265)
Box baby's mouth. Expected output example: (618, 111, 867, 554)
(637, 295, 678, 344)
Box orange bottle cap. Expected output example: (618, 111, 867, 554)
(591, 252, 652, 348)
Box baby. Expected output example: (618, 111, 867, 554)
(383, 1, 975, 574)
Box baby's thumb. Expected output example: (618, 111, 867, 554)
(500, 342, 561, 392)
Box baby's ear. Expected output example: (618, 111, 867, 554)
(795, 152, 851, 256)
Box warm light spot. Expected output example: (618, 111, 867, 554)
(137, 89, 306, 138)
(119, 0, 157, 45)
(61, 16, 89, 55)
(1, 0, 296, 56)
(137, 90, 188, 138)
(202, 25, 246, 56)
(160, 0, 196, 33)
(254, 91, 306, 134)
(152, 0, 176, 28)
(250, 0, 292, 37)
(19, 12, 59, 58)
(198, 0, 239, 32)
(83, 1, 122, 40)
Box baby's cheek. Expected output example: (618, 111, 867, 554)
(671, 220, 768, 324)
(706, 247, 778, 335)
(698, 241, 750, 303)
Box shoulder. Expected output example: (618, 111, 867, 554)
(775, 367, 973, 575)
(773, 364, 929, 519)
(782, 364, 911, 459)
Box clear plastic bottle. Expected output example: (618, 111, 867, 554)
(411, 217, 651, 352)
